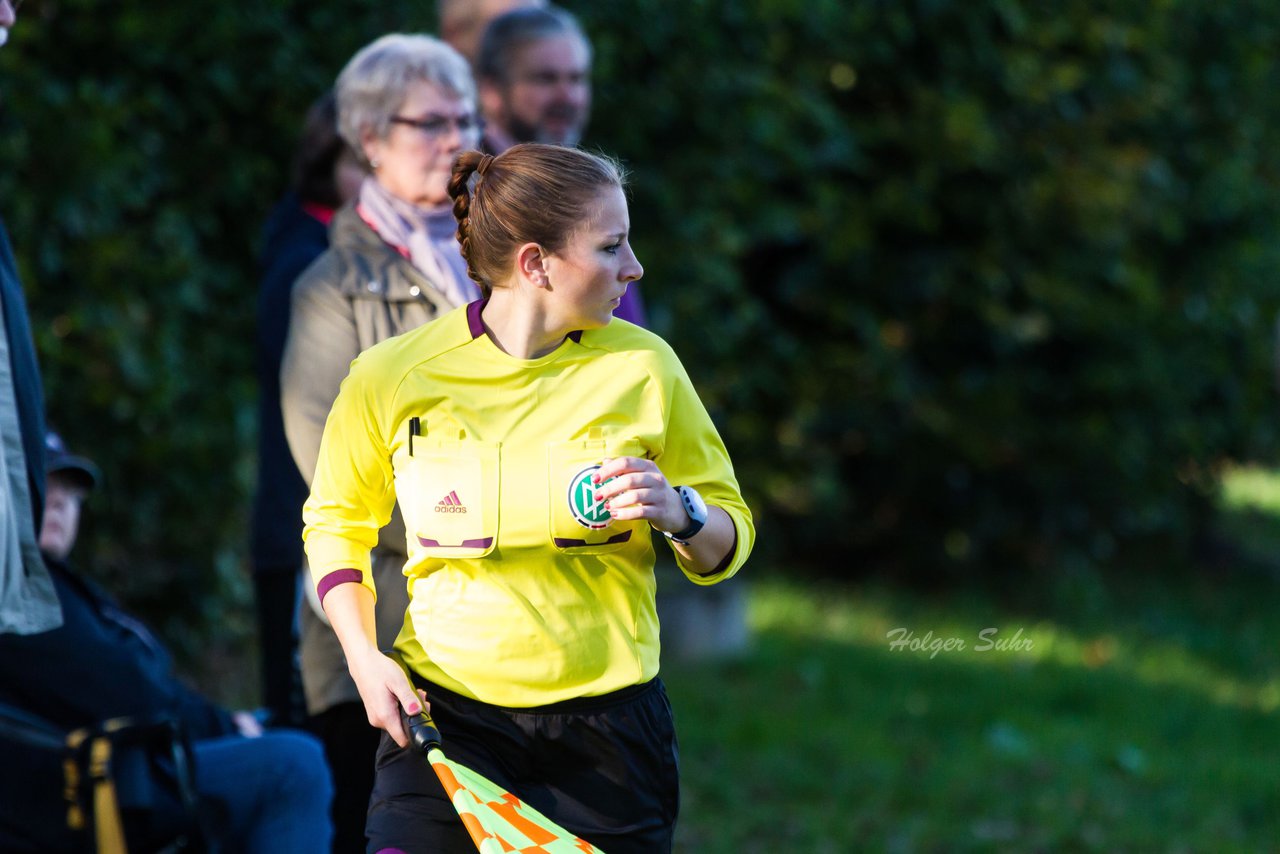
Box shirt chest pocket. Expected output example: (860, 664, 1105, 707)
(395, 439, 499, 559)
(546, 436, 646, 555)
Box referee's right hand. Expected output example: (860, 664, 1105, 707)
(351, 647, 431, 748)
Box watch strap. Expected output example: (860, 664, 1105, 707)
(665, 486, 706, 543)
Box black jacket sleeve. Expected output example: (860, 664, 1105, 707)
(0, 560, 236, 740)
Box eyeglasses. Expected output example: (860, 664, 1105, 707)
(389, 113, 483, 140)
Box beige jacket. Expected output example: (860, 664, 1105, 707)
(282, 204, 458, 500)
(281, 203, 466, 713)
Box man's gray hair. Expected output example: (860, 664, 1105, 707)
(337, 33, 476, 161)
(476, 5, 591, 83)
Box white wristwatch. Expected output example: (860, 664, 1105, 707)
(664, 485, 708, 544)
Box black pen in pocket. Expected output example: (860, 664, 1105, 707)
(409, 416, 421, 456)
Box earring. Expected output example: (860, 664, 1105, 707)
(370, 157, 381, 169)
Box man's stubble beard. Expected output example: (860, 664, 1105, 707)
(506, 104, 588, 148)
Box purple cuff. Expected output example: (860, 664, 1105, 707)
(316, 569, 364, 605)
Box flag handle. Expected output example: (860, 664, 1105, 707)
(387, 649, 443, 755)
(399, 703, 443, 755)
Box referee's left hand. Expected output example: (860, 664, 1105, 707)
(592, 456, 690, 535)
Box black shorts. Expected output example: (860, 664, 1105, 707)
(366, 677, 680, 854)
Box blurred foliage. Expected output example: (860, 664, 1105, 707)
(2, 0, 1280, 658)
(0, 0, 433, 657)
(582, 0, 1280, 580)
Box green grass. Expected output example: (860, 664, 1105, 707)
(663, 467, 1280, 852)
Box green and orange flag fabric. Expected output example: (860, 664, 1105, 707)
(428, 747, 603, 854)
(394, 663, 602, 854)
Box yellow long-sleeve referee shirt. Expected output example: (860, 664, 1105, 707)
(304, 301, 754, 707)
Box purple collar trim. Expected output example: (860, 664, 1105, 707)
(466, 298, 584, 344)
(466, 298, 487, 339)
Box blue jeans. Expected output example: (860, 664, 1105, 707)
(194, 730, 333, 852)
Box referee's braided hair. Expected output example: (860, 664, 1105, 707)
(449, 144, 626, 297)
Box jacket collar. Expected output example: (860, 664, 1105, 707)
(327, 204, 454, 313)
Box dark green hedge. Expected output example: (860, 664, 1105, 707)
(2, 0, 1278, 650)
(585, 0, 1280, 578)
(0, 1, 433, 651)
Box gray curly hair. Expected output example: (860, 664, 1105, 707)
(336, 33, 476, 166)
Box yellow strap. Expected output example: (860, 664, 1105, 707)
(64, 728, 89, 831)
(89, 737, 128, 854)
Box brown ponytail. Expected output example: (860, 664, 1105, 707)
(448, 150, 489, 295)
(448, 143, 625, 297)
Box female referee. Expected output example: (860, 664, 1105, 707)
(302, 143, 755, 853)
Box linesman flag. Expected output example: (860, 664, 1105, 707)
(403, 707, 604, 853)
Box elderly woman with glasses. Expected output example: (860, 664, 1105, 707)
(279, 32, 482, 852)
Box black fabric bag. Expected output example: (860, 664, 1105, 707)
(0, 702, 213, 853)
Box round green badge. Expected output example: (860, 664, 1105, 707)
(568, 465, 613, 530)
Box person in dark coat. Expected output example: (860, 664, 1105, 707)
(251, 90, 363, 728)
(0, 431, 334, 852)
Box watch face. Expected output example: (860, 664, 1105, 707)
(681, 486, 708, 522)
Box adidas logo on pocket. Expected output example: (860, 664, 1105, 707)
(435, 491, 468, 513)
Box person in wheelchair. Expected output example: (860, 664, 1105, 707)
(0, 431, 334, 852)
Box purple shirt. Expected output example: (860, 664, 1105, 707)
(614, 288, 647, 327)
